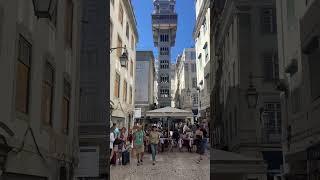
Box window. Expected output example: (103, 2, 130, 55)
(131, 35, 135, 50)
(191, 51, 196, 60)
(291, 88, 301, 113)
(192, 94, 198, 105)
(229, 112, 232, 139)
(160, 89, 170, 98)
(123, 80, 127, 102)
(233, 62, 235, 86)
(160, 74, 169, 83)
(192, 78, 197, 88)
(234, 108, 237, 136)
(170, 4, 174, 11)
(160, 47, 169, 55)
(15, 35, 32, 114)
(126, 22, 129, 39)
(65, 0, 73, 48)
(117, 36, 122, 57)
(62, 79, 71, 134)
(184, 63, 188, 71)
(263, 103, 281, 134)
(160, 60, 169, 69)
(203, 18, 207, 34)
(263, 52, 279, 81)
(119, 4, 123, 25)
(308, 49, 320, 100)
(110, 20, 113, 46)
(191, 64, 196, 72)
(41, 62, 54, 125)
(129, 86, 132, 104)
(130, 60, 133, 77)
(160, 34, 169, 42)
(261, 8, 276, 33)
(114, 73, 120, 98)
(203, 42, 208, 62)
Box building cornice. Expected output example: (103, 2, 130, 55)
(193, 0, 210, 39)
(123, 0, 139, 42)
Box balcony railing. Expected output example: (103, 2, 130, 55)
(152, 14, 177, 26)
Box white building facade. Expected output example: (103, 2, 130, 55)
(174, 48, 198, 121)
(110, 0, 138, 129)
(193, 0, 211, 123)
(135, 51, 155, 123)
(0, 0, 81, 179)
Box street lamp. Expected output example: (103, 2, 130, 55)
(32, 0, 56, 19)
(246, 73, 259, 109)
(0, 135, 11, 175)
(110, 46, 128, 68)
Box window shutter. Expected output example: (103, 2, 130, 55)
(263, 53, 274, 81)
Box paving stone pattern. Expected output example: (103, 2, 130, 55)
(110, 151, 210, 180)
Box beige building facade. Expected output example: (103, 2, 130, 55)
(0, 0, 81, 179)
(110, 0, 138, 129)
(276, 0, 320, 179)
(174, 48, 198, 123)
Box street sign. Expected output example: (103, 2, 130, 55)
(134, 108, 141, 118)
(74, 146, 99, 177)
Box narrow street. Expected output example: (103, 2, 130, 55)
(110, 151, 210, 180)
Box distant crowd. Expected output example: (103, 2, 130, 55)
(109, 122, 209, 166)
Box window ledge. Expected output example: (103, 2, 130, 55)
(15, 111, 30, 122)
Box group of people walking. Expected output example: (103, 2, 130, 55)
(109, 122, 208, 166)
(109, 123, 161, 166)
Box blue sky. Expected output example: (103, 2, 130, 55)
(131, 0, 196, 63)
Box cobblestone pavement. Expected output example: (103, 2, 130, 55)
(110, 151, 210, 180)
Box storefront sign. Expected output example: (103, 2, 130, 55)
(134, 108, 141, 118)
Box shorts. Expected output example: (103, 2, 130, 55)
(135, 145, 144, 154)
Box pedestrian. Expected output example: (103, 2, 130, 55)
(149, 125, 160, 165)
(110, 127, 116, 163)
(117, 127, 127, 164)
(200, 125, 208, 154)
(133, 125, 145, 166)
(127, 129, 134, 156)
(172, 129, 180, 147)
(195, 125, 204, 163)
(112, 134, 122, 165)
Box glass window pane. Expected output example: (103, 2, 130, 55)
(62, 98, 70, 133)
(15, 62, 29, 113)
(41, 83, 52, 124)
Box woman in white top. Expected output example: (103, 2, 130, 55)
(110, 129, 115, 160)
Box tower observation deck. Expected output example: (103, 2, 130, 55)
(152, 0, 177, 108)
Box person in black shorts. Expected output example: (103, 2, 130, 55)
(195, 125, 204, 163)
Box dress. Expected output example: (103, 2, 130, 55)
(195, 134, 204, 155)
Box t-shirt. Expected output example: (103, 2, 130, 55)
(110, 132, 115, 149)
(201, 128, 208, 138)
(134, 130, 144, 146)
(114, 128, 120, 138)
(149, 131, 160, 144)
